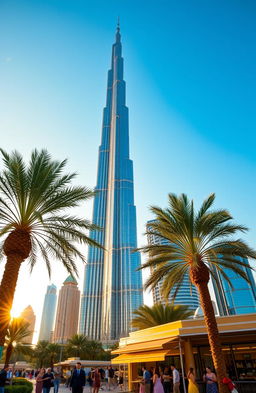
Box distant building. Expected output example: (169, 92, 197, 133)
(38, 284, 57, 342)
(53, 276, 80, 343)
(147, 220, 200, 310)
(212, 257, 256, 315)
(20, 305, 36, 344)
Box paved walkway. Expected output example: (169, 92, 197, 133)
(33, 383, 125, 393)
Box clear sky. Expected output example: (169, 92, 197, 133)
(0, 0, 256, 342)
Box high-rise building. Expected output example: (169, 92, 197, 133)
(147, 220, 200, 310)
(212, 257, 256, 315)
(79, 24, 143, 342)
(20, 305, 36, 344)
(38, 284, 57, 342)
(53, 276, 80, 343)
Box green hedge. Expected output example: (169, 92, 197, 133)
(4, 378, 33, 393)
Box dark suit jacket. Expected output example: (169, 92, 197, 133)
(70, 369, 86, 388)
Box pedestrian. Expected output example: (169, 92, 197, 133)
(0, 366, 9, 393)
(117, 367, 124, 391)
(142, 366, 151, 393)
(222, 377, 238, 393)
(69, 362, 86, 393)
(36, 368, 46, 393)
(43, 368, 54, 393)
(170, 365, 180, 393)
(162, 367, 171, 393)
(87, 369, 93, 393)
(53, 368, 62, 393)
(108, 366, 115, 391)
(187, 368, 199, 393)
(92, 368, 101, 393)
(153, 367, 164, 393)
(203, 367, 218, 393)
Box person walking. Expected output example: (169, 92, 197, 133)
(36, 368, 46, 393)
(162, 367, 171, 393)
(203, 368, 218, 393)
(153, 368, 164, 393)
(92, 368, 101, 393)
(42, 368, 54, 393)
(0, 366, 9, 393)
(53, 368, 62, 393)
(108, 366, 115, 391)
(142, 366, 151, 393)
(170, 365, 180, 393)
(187, 368, 199, 393)
(70, 362, 86, 393)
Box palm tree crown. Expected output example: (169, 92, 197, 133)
(4, 318, 32, 366)
(139, 193, 256, 298)
(131, 303, 193, 330)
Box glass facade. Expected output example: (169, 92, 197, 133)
(147, 220, 200, 310)
(79, 25, 143, 342)
(212, 257, 256, 315)
(38, 284, 57, 342)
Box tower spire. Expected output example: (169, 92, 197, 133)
(116, 17, 121, 42)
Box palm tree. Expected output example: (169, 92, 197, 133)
(33, 340, 50, 368)
(4, 318, 32, 367)
(85, 340, 105, 360)
(0, 149, 100, 358)
(66, 334, 88, 358)
(131, 303, 193, 330)
(46, 343, 61, 368)
(138, 193, 256, 393)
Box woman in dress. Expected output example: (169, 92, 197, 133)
(117, 367, 124, 391)
(187, 368, 199, 393)
(35, 368, 46, 393)
(153, 368, 164, 393)
(203, 367, 218, 393)
(162, 367, 171, 393)
(92, 368, 101, 393)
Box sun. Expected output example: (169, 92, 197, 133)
(10, 307, 21, 319)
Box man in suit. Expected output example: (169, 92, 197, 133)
(70, 362, 86, 393)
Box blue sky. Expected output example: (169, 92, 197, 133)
(0, 0, 256, 334)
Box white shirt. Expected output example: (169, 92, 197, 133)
(172, 369, 180, 384)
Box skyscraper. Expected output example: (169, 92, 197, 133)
(212, 257, 256, 315)
(20, 305, 36, 344)
(79, 24, 143, 342)
(38, 284, 57, 342)
(147, 220, 200, 310)
(53, 276, 80, 343)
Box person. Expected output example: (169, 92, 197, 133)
(0, 366, 9, 393)
(87, 369, 93, 393)
(36, 368, 46, 393)
(162, 367, 171, 393)
(117, 367, 124, 391)
(69, 362, 86, 393)
(203, 367, 218, 393)
(222, 377, 238, 393)
(53, 368, 62, 393)
(108, 366, 115, 391)
(92, 368, 101, 393)
(66, 369, 72, 387)
(43, 368, 54, 393)
(153, 368, 164, 393)
(142, 366, 151, 393)
(170, 365, 180, 393)
(187, 368, 199, 393)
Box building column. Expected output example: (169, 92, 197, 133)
(127, 363, 132, 391)
(184, 339, 195, 373)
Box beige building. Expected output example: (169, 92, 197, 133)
(20, 305, 36, 344)
(52, 276, 80, 343)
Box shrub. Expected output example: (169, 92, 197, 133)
(5, 379, 33, 393)
(12, 378, 33, 386)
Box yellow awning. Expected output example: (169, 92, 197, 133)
(112, 350, 171, 364)
(112, 336, 178, 354)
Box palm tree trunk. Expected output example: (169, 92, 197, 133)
(4, 343, 13, 367)
(196, 281, 229, 393)
(0, 254, 24, 352)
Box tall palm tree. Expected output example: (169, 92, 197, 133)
(4, 318, 32, 367)
(66, 334, 88, 358)
(138, 193, 256, 393)
(0, 149, 100, 357)
(33, 340, 50, 368)
(131, 303, 193, 330)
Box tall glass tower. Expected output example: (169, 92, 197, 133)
(212, 257, 256, 315)
(79, 24, 143, 342)
(38, 284, 57, 342)
(147, 220, 200, 310)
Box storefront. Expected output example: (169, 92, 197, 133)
(111, 314, 256, 393)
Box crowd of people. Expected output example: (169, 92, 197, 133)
(140, 365, 237, 393)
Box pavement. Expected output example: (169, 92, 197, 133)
(32, 382, 126, 393)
